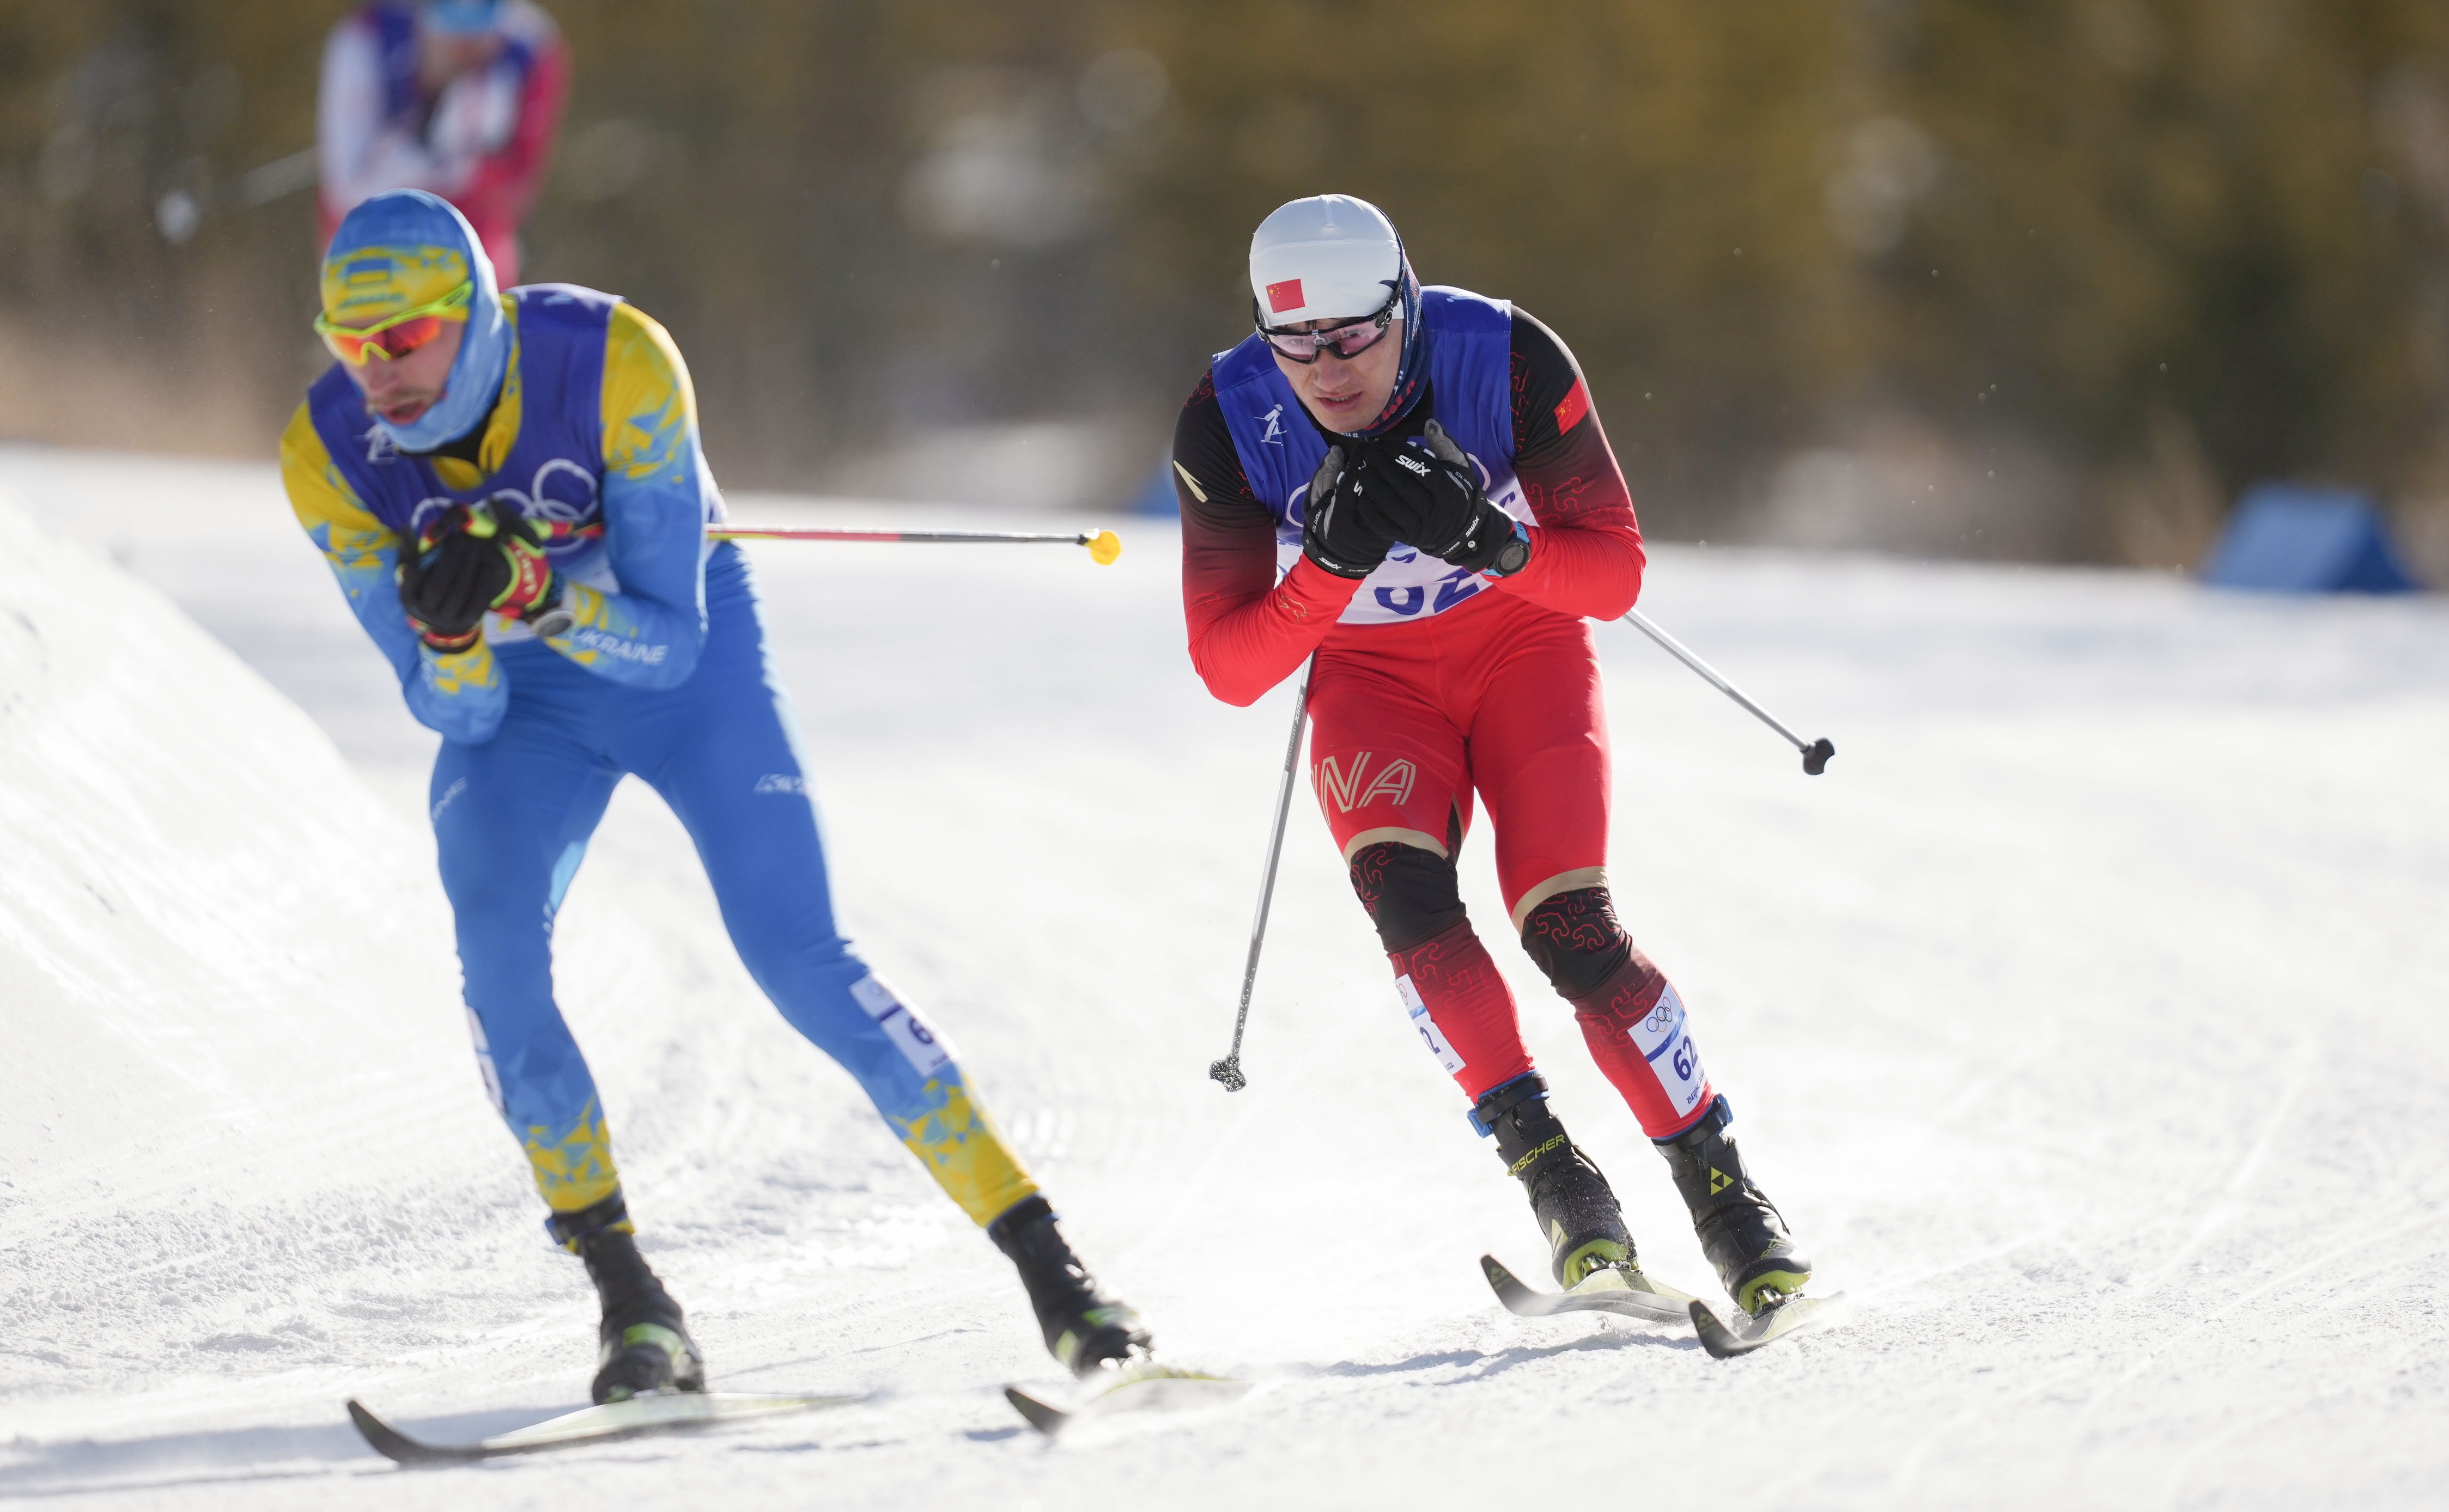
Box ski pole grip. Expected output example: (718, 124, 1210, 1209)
(1802, 738, 1834, 776)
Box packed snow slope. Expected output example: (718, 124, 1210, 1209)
(4, 443, 2447, 1510)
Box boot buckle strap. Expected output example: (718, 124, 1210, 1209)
(1466, 1071, 1551, 1138)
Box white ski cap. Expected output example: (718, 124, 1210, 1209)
(1248, 194, 1405, 327)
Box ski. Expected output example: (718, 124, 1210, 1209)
(1002, 1363, 1252, 1439)
(1479, 1253, 1698, 1325)
(1687, 1293, 1846, 1359)
(346, 1390, 863, 1464)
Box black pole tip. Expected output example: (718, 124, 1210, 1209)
(1209, 1057, 1248, 1092)
(1802, 738, 1835, 776)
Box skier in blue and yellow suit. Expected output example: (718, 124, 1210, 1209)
(282, 190, 1147, 1401)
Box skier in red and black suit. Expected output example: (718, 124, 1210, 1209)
(1171, 194, 1810, 1316)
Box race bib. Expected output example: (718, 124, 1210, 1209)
(849, 973, 955, 1078)
(1626, 983, 1708, 1119)
(1394, 973, 1467, 1076)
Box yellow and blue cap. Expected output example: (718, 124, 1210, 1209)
(320, 190, 511, 450)
(320, 190, 495, 325)
(320, 242, 474, 330)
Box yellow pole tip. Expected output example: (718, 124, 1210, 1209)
(1087, 530, 1123, 565)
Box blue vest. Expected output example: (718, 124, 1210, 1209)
(307, 284, 618, 593)
(1212, 286, 1528, 625)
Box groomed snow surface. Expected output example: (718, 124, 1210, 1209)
(3, 445, 2446, 1509)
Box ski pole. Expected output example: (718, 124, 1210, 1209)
(1623, 607, 1835, 776)
(1210, 663, 1312, 1092)
(710, 525, 1121, 564)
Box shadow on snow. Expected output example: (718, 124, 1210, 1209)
(1315, 1327, 1694, 1384)
(0, 1403, 578, 1496)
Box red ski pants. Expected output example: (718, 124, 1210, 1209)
(1309, 594, 1714, 1138)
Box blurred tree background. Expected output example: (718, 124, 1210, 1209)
(1, 0, 2446, 568)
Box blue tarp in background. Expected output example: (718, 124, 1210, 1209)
(2199, 484, 2422, 593)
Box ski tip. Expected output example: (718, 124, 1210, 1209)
(1688, 1292, 1841, 1359)
(346, 1398, 454, 1465)
(1687, 1298, 1781, 1360)
(1480, 1253, 1545, 1314)
(1003, 1385, 1070, 1438)
(1687, 1300, 1745, 1359)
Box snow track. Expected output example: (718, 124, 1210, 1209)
(4, 446, 2447, 1508)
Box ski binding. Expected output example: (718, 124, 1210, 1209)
(347, 1389, 863, 1464)
(1480, 1253, 1698, 1325)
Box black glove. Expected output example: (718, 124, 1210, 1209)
(1299, 443, 1397, 579)
(1357, 420, 1531, 577)
(396, 503, 558, 650)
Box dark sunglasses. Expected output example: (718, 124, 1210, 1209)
(1254, 289, 1401, 364)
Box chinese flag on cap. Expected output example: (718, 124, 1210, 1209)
(1265, 278, 1305, 315)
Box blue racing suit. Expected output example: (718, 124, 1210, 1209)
(281, 284, 1037, 1231)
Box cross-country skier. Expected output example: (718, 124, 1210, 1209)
(1171, 194, 1812, 1316)
(281, 189, 1147, 1400)
(318, 0, 570, 284)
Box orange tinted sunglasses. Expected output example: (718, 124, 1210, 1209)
(314, 281, 474, 365)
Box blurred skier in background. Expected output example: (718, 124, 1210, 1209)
(1171, 194, 1813, 1317)
(318, 0, 569, 283)
(281, 190, 1148, 1401)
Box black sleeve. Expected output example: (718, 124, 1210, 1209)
(1171, 370, 1266, 520)
(1172, 368, 1284, 612)
(1509, 308, 1597, 470)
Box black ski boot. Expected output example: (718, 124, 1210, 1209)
(551, 1197, 706, 1404)
(1657, 1096, 1811, 1315)
(988, 1196, 1150, 1377)
(1472, 1073, 1640, 1288)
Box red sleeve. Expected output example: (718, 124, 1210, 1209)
(455, 35, 570, 248)
(1496, 310, 1646, 621)
(1175, 373, 1361, 706)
